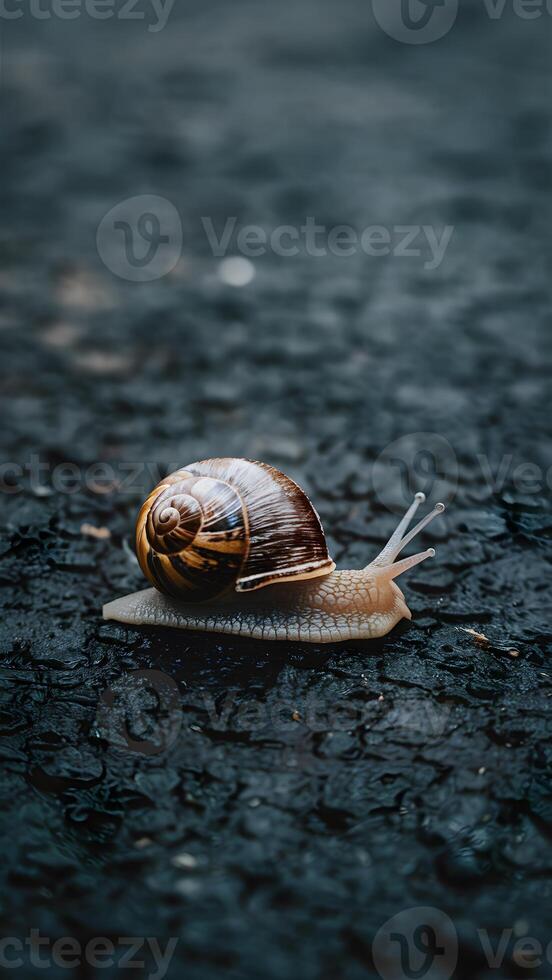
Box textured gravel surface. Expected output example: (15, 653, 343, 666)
(1, 1, 551, 978)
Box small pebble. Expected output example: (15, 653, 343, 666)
(218, 257, 255, 287)
(80, 523, 111, 540)
(172, 853, 198, 870)
(457, 627, 490, 647)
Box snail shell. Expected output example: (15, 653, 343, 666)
(136, 458, 335, 601)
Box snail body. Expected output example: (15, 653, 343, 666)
(103, 458, 445, 644)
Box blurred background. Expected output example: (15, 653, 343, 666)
(0, 1, 551, 978)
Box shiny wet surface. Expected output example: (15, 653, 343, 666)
(1, 2, 551, 978)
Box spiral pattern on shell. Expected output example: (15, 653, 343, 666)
(147, 488, 203, 554)
(137, 473, 248, 600)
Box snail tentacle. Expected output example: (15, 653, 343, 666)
(369, 493, 445, 569)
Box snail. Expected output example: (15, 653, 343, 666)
(103, 457, 445, 644)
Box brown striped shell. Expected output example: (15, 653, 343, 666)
(136, 458, 335, 602)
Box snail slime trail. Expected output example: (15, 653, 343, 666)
(104, 458, 446, 643)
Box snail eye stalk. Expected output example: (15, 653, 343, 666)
(383, 548, 435, 581)
(369, 493, 445, 570)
